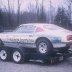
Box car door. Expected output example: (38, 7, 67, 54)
(22, 24, 35, 44)
(15, 24, 36, 48)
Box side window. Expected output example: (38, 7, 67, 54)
(24, 25, 35, 33)
(15, 25, 36, 33)
(35, 27, 44, 32)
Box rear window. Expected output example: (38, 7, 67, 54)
(44, 24, 63, 30)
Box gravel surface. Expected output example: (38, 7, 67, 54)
(0, 57, 72, 72)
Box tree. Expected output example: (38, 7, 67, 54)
(54, 7, 71, 29)
(65, 0, 72, 20)
(17, 0, 22, 25)
(7, 0, 12, 27)
(28, 0, 46, 23)
(37, 0, 46, 23)
(35, 0, 39, 21)
(0, 10, 2, 25)
(49, 0, 52, 23)
(68, 0, 72, 20)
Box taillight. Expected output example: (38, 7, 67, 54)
(67, 35, 72, 41)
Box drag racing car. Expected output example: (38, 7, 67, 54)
(0, 23, 72, 64)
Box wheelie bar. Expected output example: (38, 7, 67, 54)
(47, 50, 72, 64)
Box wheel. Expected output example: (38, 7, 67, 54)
(36, 39, 53, 55)
(0, 48, 10, 61)
(12, 49, 25, 64)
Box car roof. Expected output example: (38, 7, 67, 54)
(20, 23, 62, 29)
(19, 23, 68, 31)
(20, 23, 54, 27)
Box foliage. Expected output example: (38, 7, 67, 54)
(37, 5, 46, 23)
(0, 10, 2, 25)
(54, 7, 71, 29)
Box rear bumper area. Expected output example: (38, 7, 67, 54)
(45, 50, 72, 64)
(53, 43, 67, 48)
(64, 41, 72, 45)
(53, 41, 72, 48)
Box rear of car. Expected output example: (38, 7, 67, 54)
(34, 24, 72, 52)
(37, 24, 71, 50)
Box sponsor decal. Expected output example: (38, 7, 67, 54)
(9, 38, 34, 43)
(36, 27, 44, 32)
(50, 37, 61, 43)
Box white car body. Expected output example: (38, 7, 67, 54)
(0, 23, 72, 49)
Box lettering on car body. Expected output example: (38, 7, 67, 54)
(8, 38, 34, 43)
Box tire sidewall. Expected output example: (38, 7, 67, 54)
(36, 39, 53, 55)
(0, 47, 10, 61)
(12, 48, 24, 64)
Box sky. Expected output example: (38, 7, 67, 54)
(0, 0, 67, 12)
